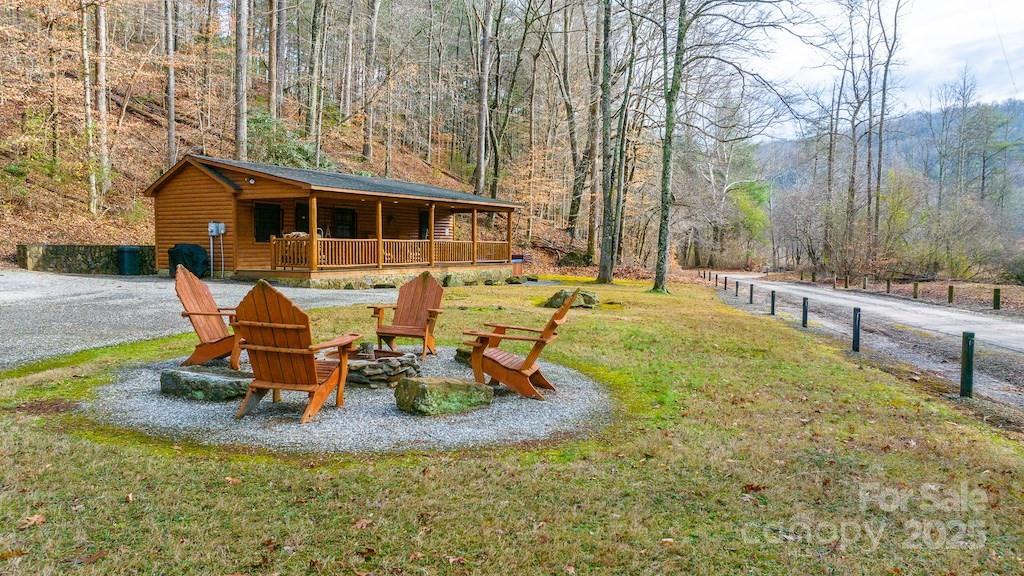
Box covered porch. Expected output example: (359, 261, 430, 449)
(262, 195, 514, 273)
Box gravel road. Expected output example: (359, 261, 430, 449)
(0, 270, 394, 369)
(716, 274, 1024, 353)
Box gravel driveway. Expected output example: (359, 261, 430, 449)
(0, 270, 394, 369)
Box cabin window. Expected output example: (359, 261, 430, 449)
(419, 211, 430, 240)
(332, 208, 357, 238)
(253, 203, 282, 243)
(295, 203, 309, 234)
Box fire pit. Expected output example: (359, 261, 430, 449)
(343, 347, 421, 389)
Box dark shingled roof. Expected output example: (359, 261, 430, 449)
(191, 155, 518, 209)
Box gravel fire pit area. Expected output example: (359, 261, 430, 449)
(84, 348, 612, 453)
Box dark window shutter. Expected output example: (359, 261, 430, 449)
(419, 211, 429, 240)
(295, 203, 309, 234)
(253, 203, 282, 242)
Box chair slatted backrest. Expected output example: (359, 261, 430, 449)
(523, 289, 579, 369)
(233, 280, 317, 386)
(175, 265, 230, 343)
(392, 272, 444, 328)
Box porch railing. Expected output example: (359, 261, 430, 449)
(433, 240, 473, 263)
(270, 237, 309, 270)
(383, 240, 430, 265)
(270, 237, 511, 270)
(476, 241, 511, 262)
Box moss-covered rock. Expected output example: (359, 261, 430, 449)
(394, 377, 493, 416)
(543, 289, 598, 309)
(159, 365, 252, 401)
(505, 276, 524, 284)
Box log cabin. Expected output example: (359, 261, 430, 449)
(144, 155, 520, 287)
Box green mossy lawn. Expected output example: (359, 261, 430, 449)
(1, 280, 1021, 573)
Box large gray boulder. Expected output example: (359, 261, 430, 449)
(394, 377, 493, 416)
(543, 289, 598, 309)
(160, 365, 252, 401)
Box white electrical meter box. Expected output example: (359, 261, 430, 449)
(208, 221, 226, 236)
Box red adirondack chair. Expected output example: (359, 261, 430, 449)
(369, 272, 444, 358)
(233, 280, 360, 424)
(175, 264, 241, 370)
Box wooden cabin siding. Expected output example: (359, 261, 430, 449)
(153, 164, 236, 271)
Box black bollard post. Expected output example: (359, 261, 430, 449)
(800, 270, 804, 281)
(811, 271, 817, 283)
(735, 281, 739, 297)
(749, 283, 754, 304)
(862, 277, 867, 290)
(852, 307, 861, 352)
(770, 290, 776, 315)
(886, 279, 891, 294)
(994, 288, 1001, 310)
(913, 282, 919, 299)
(724, 277, 728, 291)
(960, 332, 975, 398)
(948, 285, 955, 304)
(801, 297, 809, 328)
(844, 276, 850, 289)
(715, 273, 719, 287)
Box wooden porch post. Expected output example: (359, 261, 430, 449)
(309, 194, 319, 272)
(428, 202, 435, 266)
(471, 208, 478, 264)
(376, 199, 383, 269)
(506, 210, 513, 262)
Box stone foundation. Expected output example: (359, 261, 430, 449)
(17, 243, 156, 275)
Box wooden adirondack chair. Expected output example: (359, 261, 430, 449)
(369, 272, 444, 358)
(462, 289, 579, 400)
(233, 280, 360, 424)
(175, 264, 241, 370)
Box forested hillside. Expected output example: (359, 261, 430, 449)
(1, 0, 1021, 284)
(764, 92, 1024, 281)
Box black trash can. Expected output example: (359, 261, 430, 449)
(116, 245, 142, 275)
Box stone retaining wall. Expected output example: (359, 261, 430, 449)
(16, 244, 157, 275)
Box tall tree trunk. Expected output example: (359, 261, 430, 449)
(652, 0, 688, 292)
(234, 0, 248, 160)
(46, 9, 59, 164)
(342, 0, 355, 117)
(305, 0, 325, 135)
(165, 0, 177, 167)
(95, 0, 110, 199)
(585, 5, 602, 262)
(473, 0, 495, 195)
(595, 0, 615, 283)
(201, 0, 215, 152)
(362, 0, 380, 160)
(80, 0, 98, 213)
(268, 0, 279, 118)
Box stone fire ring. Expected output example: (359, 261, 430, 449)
(84, 347, 612, 453)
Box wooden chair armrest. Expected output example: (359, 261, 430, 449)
(182, 311, 236, 318)
(462, 330, 546, 343)
(309, 333, 361, 351)
(483, 323, 542, 333)
(427, 308, 443, 316)
(368, 304, 398, 310)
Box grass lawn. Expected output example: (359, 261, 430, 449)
(1, 279, 1022, 574)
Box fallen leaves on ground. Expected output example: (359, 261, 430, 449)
(17, 514, 45, 530)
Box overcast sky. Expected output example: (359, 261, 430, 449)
(754, 0, 1023, 131)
